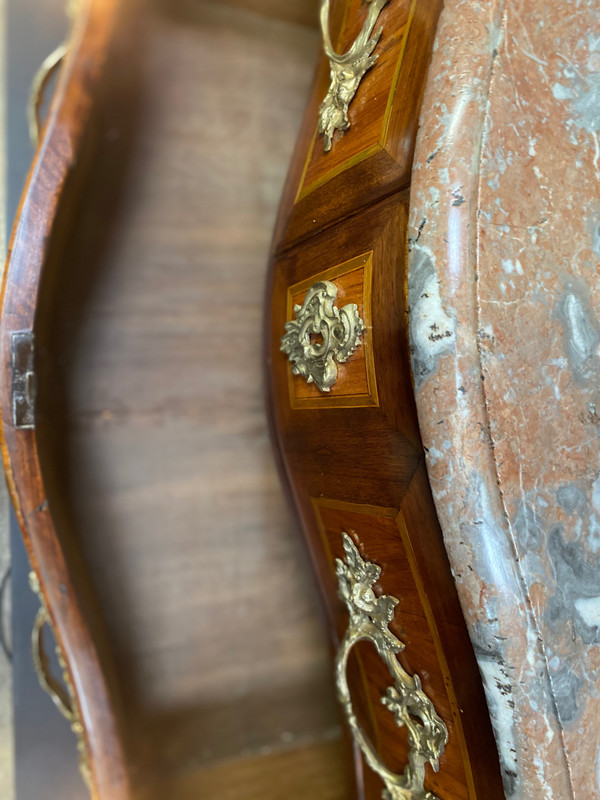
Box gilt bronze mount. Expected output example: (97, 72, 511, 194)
(281, 280, 364, 392)
(335, 533, 448, 800)
(318, 0, 390, 151)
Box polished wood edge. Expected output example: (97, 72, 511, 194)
(0, 1, 131, 797)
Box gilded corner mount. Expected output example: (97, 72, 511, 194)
(318, 0, 390, 151)
(281, 280, 364, 392)
(335, 533, 448, 800)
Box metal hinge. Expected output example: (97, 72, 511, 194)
(11, 331, 36, 429)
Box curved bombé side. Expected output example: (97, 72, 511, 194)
(0, 0, 131, 797)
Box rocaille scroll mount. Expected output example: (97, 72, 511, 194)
(281, 280, 364, 392)
(335, 533, 448, 800)
(318, 0, 390, 151)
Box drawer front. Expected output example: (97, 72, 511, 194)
(276, 0, 443, 249)
(268, 196, 505, 799)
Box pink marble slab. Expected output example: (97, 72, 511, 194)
(407, 0, 600, 797)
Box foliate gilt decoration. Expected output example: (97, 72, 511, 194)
(281, 280, 364, 392)
(335, 533, 448, 800)
(318, 0, 390, 151)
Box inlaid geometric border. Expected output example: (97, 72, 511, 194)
(295, 0, 417, 202)
(286, 251, 378, 410)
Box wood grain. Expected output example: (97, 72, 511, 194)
(44, 1, 352, 795)
(2, 0, 356, 797)
(211, 0, 320, 28)
(143, 739, 353, 800)
(267, 186, 506, 795)
(0, 1, 132, 797)
(313, 501, 470, 799)
(271, 0, 445, 251)
(296, 0, 413, 199)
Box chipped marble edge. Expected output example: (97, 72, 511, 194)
(406, 0, 572, 797)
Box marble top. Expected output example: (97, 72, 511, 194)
(407, 0, 600, 796)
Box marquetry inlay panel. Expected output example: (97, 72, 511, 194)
(296, 0, 416, 201)
(286, 252, 378, 409)
(311, 497, 470, 800)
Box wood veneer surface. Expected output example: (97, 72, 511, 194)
(272, 0, 446, 251)
(265, 1, 507, 798)
(5, 0, 356, 797)
(216, 0, 320, 28)
(146, 739, 349, 800)
(1, 1, 133, 797)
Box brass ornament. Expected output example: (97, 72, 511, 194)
(29, 571, 93, 794)
(335, 534, 448, 800)
(28, 0, 82, 147)
(281, 280, 364, 392)
(318, 0, 390, 151)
